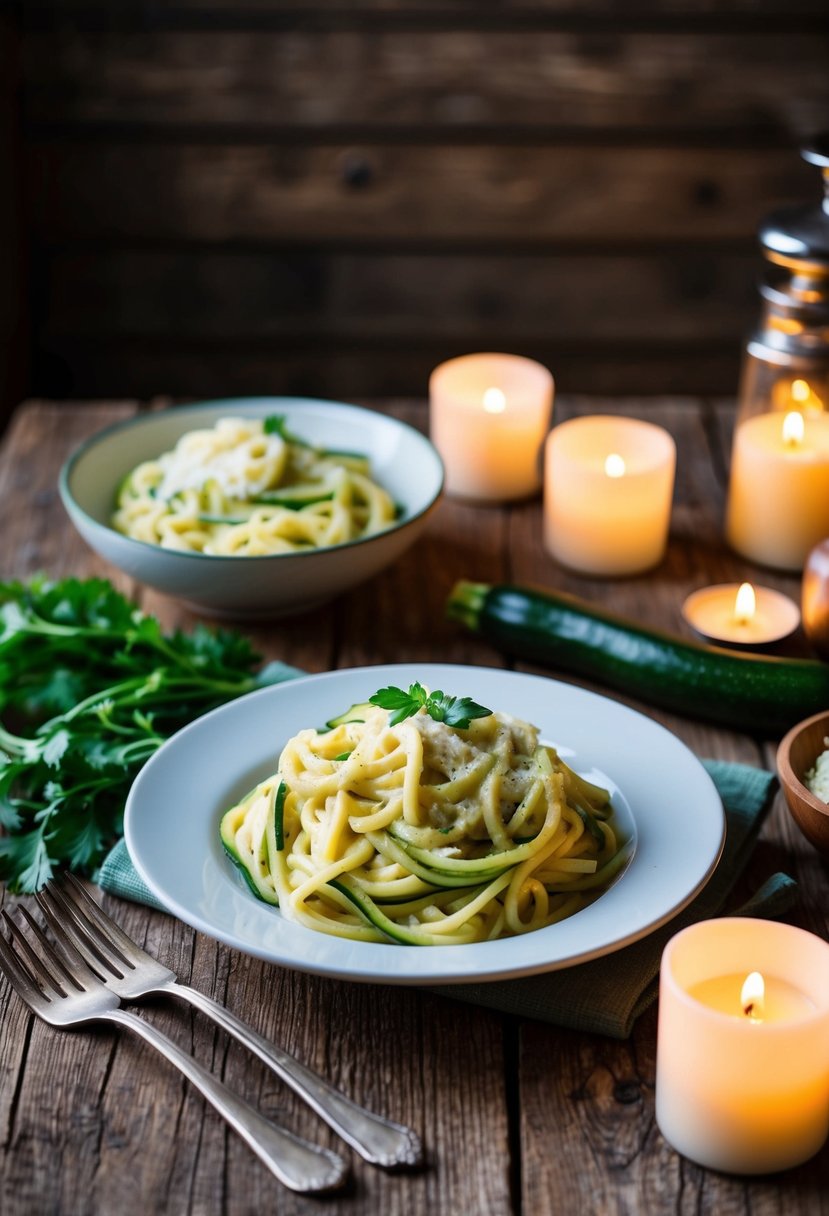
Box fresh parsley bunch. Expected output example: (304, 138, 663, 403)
(0, 576, 285, 892)
(369, 682, 491, 729)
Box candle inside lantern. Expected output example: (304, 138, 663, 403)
(725, 407, 829, 571)
(773, 377, 825, 415)
(783, 409, 804, 446)
(543, 415, 676, 576)
(429, 353, 554, 502)
(656, 918, 829, 1175)
(681, 581, 800, 647)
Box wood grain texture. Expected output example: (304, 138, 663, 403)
(0, 397, 515, 1216)
(1, 397, 827, 1213)
(21, 0, 829, 17)
(40, 248, 759, 342)
(26, 143, 814, 245)
(0, 393, 821, 1211)
(23, 28, 829, 135)
(17, 5, 827, 409)
(0, 11, 26, 424)
(29, 338, 745, 402)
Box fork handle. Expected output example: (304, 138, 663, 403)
(99, 1007, 347, 1193)
(164, 980, 422, 1168)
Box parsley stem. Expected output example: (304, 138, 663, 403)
(0, 722, 40, 759)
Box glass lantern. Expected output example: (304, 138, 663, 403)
(725, 134, 829, 571)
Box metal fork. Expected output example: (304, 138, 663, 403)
(0, 906, 347, 1195)
(39, 874, 422, 1169)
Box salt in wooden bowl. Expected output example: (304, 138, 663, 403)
(777, 710, 829, 859)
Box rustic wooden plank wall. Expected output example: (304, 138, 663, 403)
(11, 1, 829, 414)
(0, 12, 26, 421)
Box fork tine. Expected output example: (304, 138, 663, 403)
(0, 927, 50, 1009)
(37, 886, 116, 981)
(62, 873, 136, 969)
(1, 910, 70, 998)
(41, 883, 125, 976)
(15, 904, 102, 994)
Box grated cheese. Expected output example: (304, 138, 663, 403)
(804, 736, 829, 802)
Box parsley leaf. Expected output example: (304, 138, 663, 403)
(369, 683, 491, 730)
(369, 682, 429, 725)
(425, 691, 493, 729)
(263, 415, 308, 447)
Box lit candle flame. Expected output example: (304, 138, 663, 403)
(741, 971, 765, 1021)
(734, 582, 756, 625)
(482, 387, 507, 415)
(791, 378, 824, 414)
(604, 453, 626, 479)
(782, 411, 804, 447)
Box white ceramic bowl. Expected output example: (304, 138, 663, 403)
(59, 397, 444, 619)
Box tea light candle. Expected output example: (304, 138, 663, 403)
(656, 918, 829, 1175)
(543, 415, 676, 576)
(725, 409, 829, 571)
(681, 581, 800, 648)
(429, 353, 554, 501)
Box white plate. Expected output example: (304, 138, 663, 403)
(125, 664, 725, 984)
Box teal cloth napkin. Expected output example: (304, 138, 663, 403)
(97, 721, 796, 1039)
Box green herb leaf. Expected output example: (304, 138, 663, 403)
(369, 683, 491, 730)
(424, 691, 492, 730)
(369, 682, 429, 725)
(42, 729, 70, 768)
(263, 415, 308, 447)
(0, 575, 268, 892)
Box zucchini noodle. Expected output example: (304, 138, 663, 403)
(112, 416, 397, 555)
(220, 700, 631, 946)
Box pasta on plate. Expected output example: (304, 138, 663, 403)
(112, 415, 397, 555)
(220, 689, 632, 946)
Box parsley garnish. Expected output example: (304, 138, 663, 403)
(369, 682, 491, 730)
(0, 576, 288, 892)
(263, 414, 308, 447)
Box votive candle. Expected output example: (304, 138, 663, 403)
(656, 918, 829, 1175)
(543, 415, 676, 576)
(429, 353, 554, 502)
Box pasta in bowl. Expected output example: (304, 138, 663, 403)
(113, 414, 398, 556)
(59, 398, 443, 618)
(220, 682, 633, 946)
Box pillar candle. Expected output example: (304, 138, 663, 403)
(726, 410, 829, 571)
(543, 415, 676, 576)
(656, 918, 829, 1175)
(429, 353, 554, 502)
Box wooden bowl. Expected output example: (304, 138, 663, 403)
(777, 710, 829, 859)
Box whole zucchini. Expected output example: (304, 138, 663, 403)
(446, 580, 829, 737)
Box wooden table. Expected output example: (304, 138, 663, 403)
(1, 397, 827, 1216)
